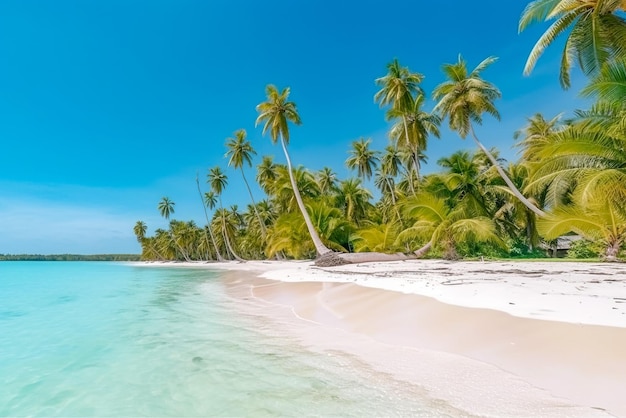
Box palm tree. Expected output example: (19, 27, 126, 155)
(345, 137, 379, 181)
(196, 173, 223, 261)
(256, 155, 277, 196)
(255, 84, 331, 257)
(519, 0, 626, 88)
(580, 58, 626, 140)
(207, 166, 244, 261)
(335, 178, 373, 226)
(225, 129, 267, 238)
(398, 192, 505, 259)
(433, 55, 546, 217)
(538, 203, 625, 261)
(158, 197, 175, 220)
(378, 145, 402, 206)
(375, 59, 425, 143)
(316, 167, 338, 195)
(524, 119, 626, 212)
(352, 221, 403, 253)
(133, 221, 147, 243)
(388, 93, 441, 182)
(513, 113, 563, 162)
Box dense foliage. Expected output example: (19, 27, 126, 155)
(135, 3, 626, 262)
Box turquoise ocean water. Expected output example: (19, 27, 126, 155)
(0, 262, 454, 417)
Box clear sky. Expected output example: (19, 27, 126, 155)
(0, 0, 591, 254)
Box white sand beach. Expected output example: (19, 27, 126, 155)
(140, 259, 626, 416)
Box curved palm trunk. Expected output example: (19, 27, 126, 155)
(470, 125, 546, 218)
(240, 168, 267, 238)
(172, 237, 192, 262)
(280, 134, 331, 256)
(144, 238, 166, 261)
(219, 197, 245, 262)
(414, 241, 432, 258)
(196, 175, 224, 261)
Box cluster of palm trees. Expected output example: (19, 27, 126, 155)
(134, 1, 626, 262)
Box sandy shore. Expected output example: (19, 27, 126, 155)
(137, 259, 626, 416)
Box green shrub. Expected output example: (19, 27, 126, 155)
(566, 239, 601, 259)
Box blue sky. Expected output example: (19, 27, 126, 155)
(0, 0, 592, 254)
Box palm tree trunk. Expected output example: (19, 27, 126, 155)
(414, 241, 432, 258)
(280, 134, 332, 256)
(470, 125, 546, 218)
(196, 175, 224, 261)
(241, 168, 267, 238)
(403, 116, 420, 195)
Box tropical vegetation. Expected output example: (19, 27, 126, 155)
(134, 3, 626, 263)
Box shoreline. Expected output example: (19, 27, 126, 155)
(134, 259, 626, 416)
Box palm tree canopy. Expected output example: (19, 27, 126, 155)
(225, 129, 256, 169)
(580, 57, 626, 104)
(133, 221, 147, 241)
(346, 137, 380, 180)
(519, 0, 626, 88)
(207, 166, 228, 195)
(204, 191, 218, 210)
(433, 55, 501, 138)
(374, 59, 424, 111)
(158, 197, 175, 220)
(388, 93, 441, 153)
(255, 84, 301, 145)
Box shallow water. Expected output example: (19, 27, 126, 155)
(0, 262, 457, 417)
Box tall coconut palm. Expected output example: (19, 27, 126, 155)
(433, 55, 546, 217)
(375, 59, 424, 144)
(158, 197, 175, 220)
(519, 0, 626, 89)
(345, 137, 379, 181)
(225, 129, 267, 238)
(207, 166, 244, 261)
(196, 174, 223, 261)
(255, 84, 331, 257)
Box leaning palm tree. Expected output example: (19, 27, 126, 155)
(433, 55, 546, 217)
(225, 129, 267, 238)
(158, 197, 175, 220)
(207, 166, 244, 261)
(519, 0, 626, 88)
(345, 137, 379, 181)
(255, 84, 331, 256)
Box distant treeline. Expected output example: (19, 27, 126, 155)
(0, 254, 141, 261)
